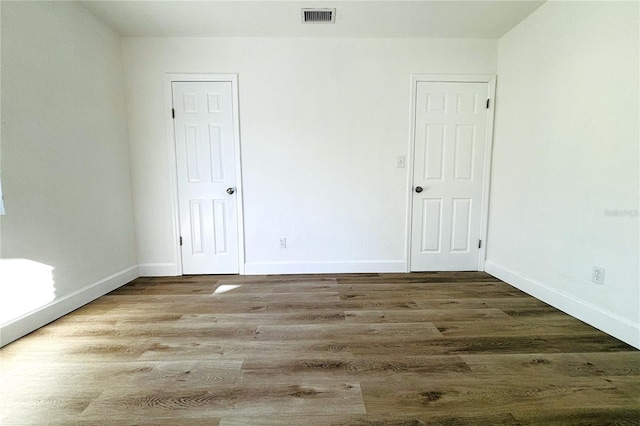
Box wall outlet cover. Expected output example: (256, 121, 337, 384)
(592, 266, 605, 285)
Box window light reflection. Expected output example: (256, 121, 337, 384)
(0, 259, 55, 325)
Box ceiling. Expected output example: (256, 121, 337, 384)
(79, 1, 545, 39)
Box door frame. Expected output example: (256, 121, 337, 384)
(405, 74, 496, 272)
(164, 73, 245, 275)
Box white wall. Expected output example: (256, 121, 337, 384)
(0, 2, 3, 259)
(123, 37, 497, 275)
(487, 1, 639, 348)
(0, 2, 138, 346)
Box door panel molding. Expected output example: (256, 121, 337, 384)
(405, 75, 496, 272)
(165, 74, 245, 275)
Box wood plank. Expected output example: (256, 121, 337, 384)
(220, 413, 519, 426)
(344, 308, 511, 323)
(359, 375, 640, 416)
(514, 407, 640, 425)
(80, 382, 366, 419)
(337, 271, 500, 284)
(175, 311, 348, 326)
(48, 420, 221, 426)
(241, 355, 472, 382)
(461, 352, 640, 377)
(414, 296, 550, 310)
(29, 322, 259, 339)
(432, 318, 607, 338)
(1, 360, 243, 392)
(136, 338, 356, 361)
(338, 281, 525, 297)
(254, 323, 442, 341)
(350, 334, 636, 356)
(1, 397, 101, 425)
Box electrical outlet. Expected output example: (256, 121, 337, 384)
(279, 237, 287, 249)
(592, 266, 605, 285)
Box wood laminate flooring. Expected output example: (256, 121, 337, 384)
(1, 272, 639, 425)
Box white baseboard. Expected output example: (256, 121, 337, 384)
(244, 261, 407, 275)
(485, 260, 639, 350)
(139, 263, 179, 276)
(0, 266, 139, 348)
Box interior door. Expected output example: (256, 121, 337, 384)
(172, 81, 239, 274)
(410, 81, 489, 271)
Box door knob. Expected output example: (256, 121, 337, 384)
(415, 186, 423, 193)
(226, 187, 235, 195)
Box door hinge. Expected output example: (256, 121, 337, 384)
(478, 240, 482, 249)
(172, 108, 175, 119)
(486, 99, 490, 109)
(179, 236, 183, 246)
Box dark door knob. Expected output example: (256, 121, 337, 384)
(226, 187, 235, 195)
(415, 186, 423, 193)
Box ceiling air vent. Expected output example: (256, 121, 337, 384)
(301, 8, 336, 24)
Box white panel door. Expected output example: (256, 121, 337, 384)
(410, 81, 489, 271)
(173, 81, 239, 274)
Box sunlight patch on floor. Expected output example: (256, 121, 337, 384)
(213, 284, 242, 295)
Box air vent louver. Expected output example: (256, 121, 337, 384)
(301, 8, 336, 24)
